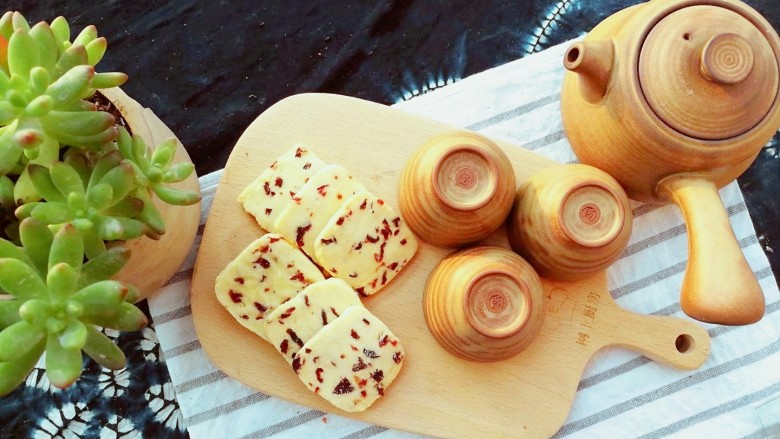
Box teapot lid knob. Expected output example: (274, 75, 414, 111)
(700, 33, 755, 85)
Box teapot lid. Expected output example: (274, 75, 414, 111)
(639, 5, 779, 140)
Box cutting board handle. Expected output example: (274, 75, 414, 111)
(657, 173, 765, 325)
(599, 305, 711, 370)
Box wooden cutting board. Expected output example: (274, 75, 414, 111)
(190, 94, 710, 439)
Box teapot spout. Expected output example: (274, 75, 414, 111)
(564, 40, 614, 103)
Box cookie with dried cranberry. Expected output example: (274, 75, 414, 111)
(238, 145, 326, 232)
(215, 233, 325, 340)
(314, 191, 418, 296)
(274, 164, 366, 256)
(264, 278, 362, 364)
(294, 305, 405, 412)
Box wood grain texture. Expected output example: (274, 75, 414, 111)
(507, 164, 632, 281)
(191, 94, 710, 439)
(560, 0, 778, 325)
(101, 87, 202, 302)
(423, 246, 546, 362)
(398, 132, 515, 247)
(658, 174, 765, 324)
(560, 0, 780, 202)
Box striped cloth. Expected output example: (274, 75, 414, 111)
(147, 41, 780, 439)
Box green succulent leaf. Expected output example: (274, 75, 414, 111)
(0, 238, 25, 261)
(103, 195, 142, 218)
(17, 298, 51, 325)
(84, 37, 106, 66)
(95, 216, 122, 241)
(67, 193, 85, 215)
(47, 262, 78, 301)
(124, 159, 149, 187)
(53, 44, 88, 79)
(0, 69, 10, 93)
(89, 150, 122, 188)
(0, 299, 22, 328)
(29, 65, 51, 93)
(70, 280, 127, 317)
(7, 28, 37, 79)
(82, 324, 125, 370)
(63, 150, 91, 188)
(14, 167, 41, 204)
(29, 22, 58, 73)
(0, 175, 13, 205)
(78, 245, 129, 288)
(50, 16, 69, 51)
(45, 331, 82, 389)
(0, 175, 13, 207)
(6, 89, 28, 108)
(82, 230, 106, 260)
(30, 134, 60, 167)
(95, 216, 146, 241)
(73, 25, 97, 48)
(115, 127, 133, 160)
(56, 127, 117, 150)
(15, 128, 45, 151)
(28, 164, 63, 202)
(42, 109, 115, 137)
(10, 12, 30, 32)
(99, 161, 135, 204)
(131, 134, 148, 165)
(114, 217, 146, 240)
(90, 71, 127, 89)
(133, 190, 165, 235)
(14, 201, 39, 221)
(0, 128, 23, 175)
(152, 183, 201, 206)
(151, 138, 176, 169)
(162, 162, 195, 183)
(45, 65, 94, 108)
(82, 301, 147, 331)
(50, 161, 86, 198)
(124, 285, 141, 303)
(30, 201, 73, 225)
(0, 258, 47, 300)
(0, 320, 45, 361)
(0, 101, 18, 124)
(58, 319, 86, 350)
(48, 224, 83, 271)
(0, 338, 44, 397)
(19, 218, 53, 275)
(0, 12, 12, 40)
(86, 182, 113, 211)
(25, 94, 54, 118)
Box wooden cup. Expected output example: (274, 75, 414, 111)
(507, 164, 632, 281)
(423, 246, 546, 362)
(399, 132, 516, 247)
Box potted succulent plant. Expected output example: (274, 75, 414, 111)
(0, 11, 201, 395)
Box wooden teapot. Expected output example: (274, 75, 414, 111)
(560, 0, 780, 325)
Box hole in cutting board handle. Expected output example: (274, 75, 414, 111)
(675, 334, 695, 353)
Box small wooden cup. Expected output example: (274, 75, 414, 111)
(507, 164, 632, 281)
(399, 132, 516, 247)
(423, 246, 546, 362)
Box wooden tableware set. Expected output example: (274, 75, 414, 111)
(409, 0, 780, 364)
(192, 0, 779, 436)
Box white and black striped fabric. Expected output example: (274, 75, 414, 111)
(148, 41, 780, 439)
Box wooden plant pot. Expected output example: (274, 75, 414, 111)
(101, 87, 201, 302)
